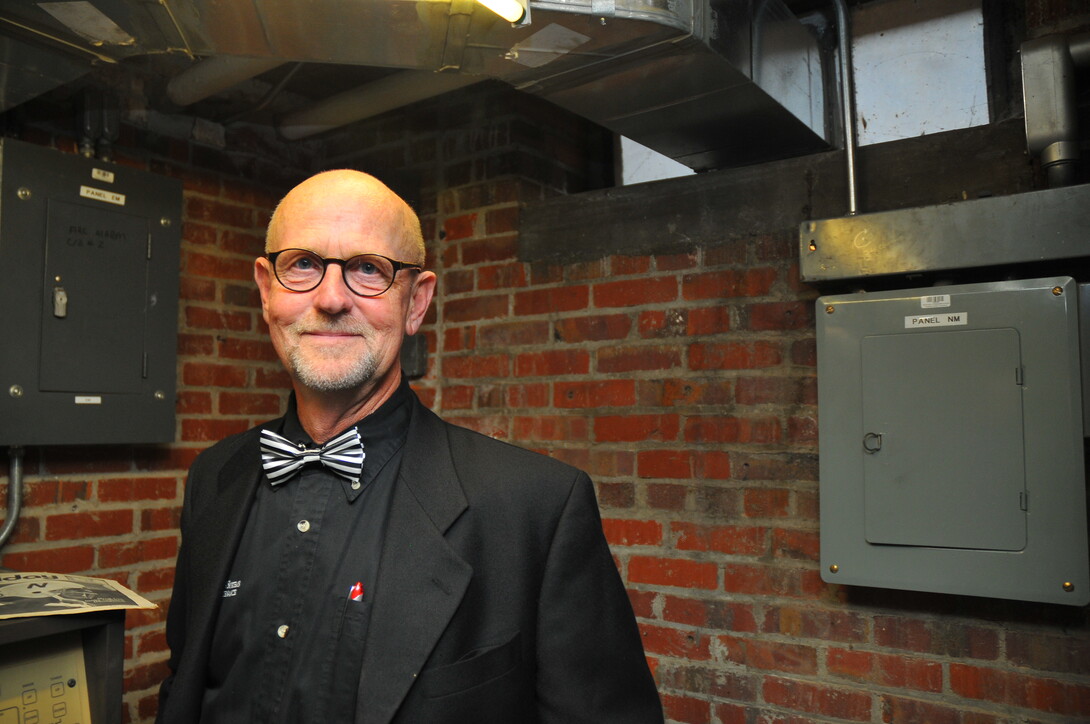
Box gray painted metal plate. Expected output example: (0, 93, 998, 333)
(800, 184, 1090, 282)
(861, 328, 1026, 551)
(817, 276, 1088, 605)
(40, 200, 149, 394)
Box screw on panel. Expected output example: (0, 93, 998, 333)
(16, 187, 30, 200)
(1063, 581, 1075, 592)
(8, 385, 23, 398)
(154, 391, 166, 400)
(829, 564, 839, 573)
(1052, 286, 1063, 296)
(160, 217, 172, 227)
(825, 305, 835, 314)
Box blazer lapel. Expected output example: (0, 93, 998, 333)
(184, 426, 268, 648)
(355, 400, 471, 724)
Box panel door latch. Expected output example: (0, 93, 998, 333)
(52, 286, 68, 318)
(862, 432, 883, 454)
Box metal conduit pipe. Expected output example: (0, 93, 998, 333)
(1021, 32, 1090, 188)
(0, 447, 24, 553)
(831, 0, 858, 216)
(223, 62, 305, 125)
(1069, 32, 1090, 64)
(167, 56, 286, 107)
(278, 70, 483, 140)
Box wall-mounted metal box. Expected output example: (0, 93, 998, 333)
(816, 277, 1088, 606)
(0, 138, 181, 446)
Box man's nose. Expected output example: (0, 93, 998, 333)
(312, 263, 355, 313)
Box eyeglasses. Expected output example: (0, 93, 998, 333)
(267, 249, 422, 297)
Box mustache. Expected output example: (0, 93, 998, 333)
(287, 316, 371, 336)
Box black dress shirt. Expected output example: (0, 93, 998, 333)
(199, 380, 413, 723)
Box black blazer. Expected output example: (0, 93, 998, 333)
(157, 395, 663, 723)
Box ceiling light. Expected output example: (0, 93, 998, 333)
(476, 0, 528, 24)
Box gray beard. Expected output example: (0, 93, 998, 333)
(284, 318, 380, 392)
(289, 346, 379, 392)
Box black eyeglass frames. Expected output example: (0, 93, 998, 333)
(267, 249, 422, 297)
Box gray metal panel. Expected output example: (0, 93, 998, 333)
(39, 200, 149, 394)
(860, 329, 1026, 551)
(800, 184, 1090, 282)
(1081, 283, 1090, 434)
(0, 138, 181, 446)
(817, 277, 1088, 605)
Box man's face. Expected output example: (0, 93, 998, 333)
(254, 176, 434, 397)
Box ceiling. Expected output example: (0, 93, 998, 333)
(0, 0, 851, 170)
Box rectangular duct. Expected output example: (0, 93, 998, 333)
(511, 0, 832, 169)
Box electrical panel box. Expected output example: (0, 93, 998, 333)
(816, 277, 1089, 606)
(0, 138, 181, 446)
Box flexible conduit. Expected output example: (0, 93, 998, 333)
(0, 447, 24, 553)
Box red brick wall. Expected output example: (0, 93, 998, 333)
(3, 43, 1090, 724)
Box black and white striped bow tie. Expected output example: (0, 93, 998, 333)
(259, 428, 365, 486)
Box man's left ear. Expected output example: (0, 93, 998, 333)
(405, 271, 437, 336)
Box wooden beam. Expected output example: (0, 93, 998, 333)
(520, 119, 1034, 264)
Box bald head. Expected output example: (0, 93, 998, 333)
(266, 170, 425, 263)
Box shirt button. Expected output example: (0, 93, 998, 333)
(297, 520, 310, 532)
(277, 624, 289, 639)
(351, 481, 361, 490)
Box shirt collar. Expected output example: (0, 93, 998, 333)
(276, 377, 415, 500)
(280, 377, 412, 444)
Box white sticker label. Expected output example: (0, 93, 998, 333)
(920, 294, 951, 309)
(91, 168, 115, 183)
(79, 185, 126, 206)
(905, 312, 968, 328)
(75, 396, 102, 405)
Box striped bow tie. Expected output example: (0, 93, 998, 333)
(259, 428, 365, 486)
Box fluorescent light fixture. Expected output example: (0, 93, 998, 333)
(476, 0, 527, 23)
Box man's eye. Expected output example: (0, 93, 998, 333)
(293, 257, 318, 271)
(359, 262, 380, 275)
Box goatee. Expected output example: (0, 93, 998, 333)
(285, 318, 378, 392)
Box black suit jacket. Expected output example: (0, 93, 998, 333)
(157, 395, 663, 723)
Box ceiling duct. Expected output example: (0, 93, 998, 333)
(0, 0, 833, 171)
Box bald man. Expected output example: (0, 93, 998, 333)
(157, 171, 663, 724)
